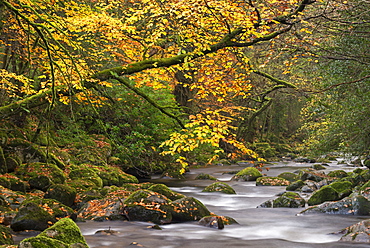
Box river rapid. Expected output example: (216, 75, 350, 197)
(74, 161, 369, 248)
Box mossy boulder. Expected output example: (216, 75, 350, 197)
(0, 176, 11, 189)
(286, 180, 305, 191)
(327, 170, 348, 179)
(19, 218, 88, 248)
(302, 195, 370, 215)
(11, 197, 75, 231)
(364, 158, 370, 169)
(312, 164, 326, 170)
(0, 186, 27, 210)
(69, 167, 103, 188)
(300, 170, 326, 182)
(8, 177, 29, 193)
(15, 163, 66, 185)
(94, 165, 138, 186)
(195, 173, 217, 180)
(259, 192, 305, 208)
(231, 167, 262, 181)
(256, 177, 290, 186)
(77, 197, 124, 221)
(0, 225, 14, 245)
(29, 175, 52, 191)
(329, 181, 353, 198)
(307, 185, 339, 206)
(171, 197, 210, 222)
(277, 172, 298, 182)
(202, 182, 236, 194)
(147, 184, 185, 200)
(44, 184, 77, 207)
(123, 190, 172, 224)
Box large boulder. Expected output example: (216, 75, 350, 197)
(69, 166, 103, 188)
(44, 184, 77, 207)
(148, 184, 185, 200)
(18, 217, 88, 248)
(15, 162, 66, 185)
(277, 172, 298, 182)
(300, 170, 327, 182)
(286, 180, 304, 191)
(307, 181, 352, 206)
(340, 219, 370, 243)
(259, 192, 306, 208)
(195, 173, 217, 181)
(301, 194, 370, 215)
(77, 197, 124, 221)
(231, 167, 262, 181)
(256, 177, 290, 186)
(327, 170, 348, 179)
(123, 190, 173, 224)
(171, 197, 211, 222)
(93, 165, 138, 186)
(203, 182, 236, 194)
(11, 197, 75, 231)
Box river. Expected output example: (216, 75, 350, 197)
(77, 160, 370, 248)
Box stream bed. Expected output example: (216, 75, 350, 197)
(79, 161, 369, 248)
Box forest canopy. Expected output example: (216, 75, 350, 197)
(1, 0, 369, 174)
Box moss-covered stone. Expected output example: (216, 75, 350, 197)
(15, 163, 66, 185)
(327, 170, 348, 179)
(0, 147, 7, 174)
(202, 182, 236, 194)
(37, 218, 88, 247)
(277, 172, 298, 182)
(286, 180, 304, 191)
(259, 192, 305, 208)
(307, 185, 339, 206)
(300, 170, 326, 182)
(195, 173, 217, 180)
(69, 166, 103, 188)
(77, 197, 124, 221)
(148, 184, 185, 200)
(0, 225, 14, 245)
(171, 197, 210, 222)
(11, 197, 75, 231)
(5, 157, 19, 172)
(256, 177, 290, 186)
(312, 164, 326, 170)
(19, 235, 70, 248)
(123, 190, 172, 224)
(8, 177, 29, 193)
(94, 165, 138, 187)
(0, 176, 11, 189)
(231, 167, 262, 181)
(329, 181, 352, 198)
(45, 184, 77, 207)
(29, 175, 52, 191)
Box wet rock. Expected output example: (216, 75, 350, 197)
(195, 173, 217, 180)
(286, 180, 304, 191)
(311, 164, 326, 170)
(231, 167, 262, 181)
(307, 181, 352, 206)
(300, 170, 326, 182)
(77, 197, 124, 221)
(0, 225, 14, 245)
(29, 175, 52, 191)
(148, 184, 185, 200)
(15, 162, 66, 185)
(340, 219, 370, 242)
(256, 177, 290, 186)
(11, 197, 75, 231)
(199, 216, 224, 229)
(95, 227, 119, 235)
(327, 170, 348, 179)
(259, 192, 305, 208)
(277, 172, 298, 182)
(19, 217, 88, 248)
(0, 185, 27, 210)
(171, 197, 210, 222)
(203, 182, 236, 194)
(123, 190, 172, 224)
(45, 184, 77, 207)
(301, 194, 370, 215)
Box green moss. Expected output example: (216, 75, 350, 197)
(273, 192, 306, 208)
(8, 177, 28, 192)
(0, 225, 14, 245)
(232, 167, 262, 181)
(19, 236, 69, 248)
(327, 170, 348, 179)
(15, 163, 66, 184)
(69, 166, 103, 188)
(124, 190, 169, 205)
(307, 185, 339, 206)
(171, 197, 210, 222)
(0, 176, 10, 189)
(256, 177, 290, 186)
(29, 175, 52, 191)
(203, 182, 236, 194)
(45, 184, 77, 207)
(39, 218, 88, 247)
(286, 180, 304, 191)
(195, 173, 217, 180)
(329, 181, 352, 196)
(277, 172, 298, 182)
(148, 184, 184, 200)
(94, 166, 138, 186)
(312, 164, 326, 170)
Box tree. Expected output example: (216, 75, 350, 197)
(0, 0, 321, 171)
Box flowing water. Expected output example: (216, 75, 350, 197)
(77, 161, 370, 248)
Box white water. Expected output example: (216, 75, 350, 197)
(77, 161, 370, 248)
